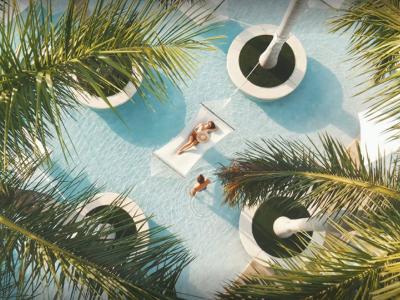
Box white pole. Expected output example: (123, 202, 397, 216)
(273, 210, 345, 239)
(259, 0, 306, 69)
(273, 216, 325, 238)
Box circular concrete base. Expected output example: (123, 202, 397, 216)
(80, 192, 149, 246)
(239, 204, 325, 268)
(227, 24, 307, 101)
(73, 70, 143, 109)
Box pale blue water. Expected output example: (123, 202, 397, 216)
(48, 1, 365, 299)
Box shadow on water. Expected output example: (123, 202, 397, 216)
(48, 161, 95, 200)
(201, 19, 245, 54)
(256, 58, 359, 136)
(95, 79, 187, 148)
(143, 220, 204, 299)
(176, 267, 206, 300)
(203, 147, 229, 166)
(193, 179, 240, 229)
(185, 147, 238, 228)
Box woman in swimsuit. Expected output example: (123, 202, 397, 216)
(177, 121, 217, 155)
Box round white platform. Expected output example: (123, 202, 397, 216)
(73, 70, 143, 109)
(227, 24, 307, 101)
(79, 192, 149, 245)
(239, 204, 325, 268)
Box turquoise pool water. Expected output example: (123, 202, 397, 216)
(49, 1, 365, 298)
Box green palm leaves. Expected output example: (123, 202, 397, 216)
(0, 159, 191, 299)
(0, 1, 220, 297)
(219, 207, 400, 300)
(330, 0, 400, 138)
(216, 2, 400, 294)
(217, 136, 400, 299)
(217, 135, 400, 218)
(0, 0, 217, 166)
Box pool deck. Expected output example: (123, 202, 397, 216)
(49, 1, 367, 298)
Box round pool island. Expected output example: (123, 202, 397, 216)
(239, 198, 325, 267)
(227, 24, 307, 101)
(72, 69, 143, 109)
(80, 192, 149, 245)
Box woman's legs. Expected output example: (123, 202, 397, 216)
(177, 136, 198, 154)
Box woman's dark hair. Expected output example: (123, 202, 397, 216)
(197, 174, 205, 184)
(208, 121, 216, 129)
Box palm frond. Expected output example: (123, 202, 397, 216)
(0, 0, 220, 165)
(219, 205, 400, 300)
(216, 134, 400, 218)
(158, 0, 206, 8)
(0, 1, 7, 12)
(330, 0, 400, 139)
(0, 158, 192, 299)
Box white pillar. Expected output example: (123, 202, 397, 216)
(273, 216, 323, 238)
(273, 209, 346, 238)
(259, 0, 306, 69)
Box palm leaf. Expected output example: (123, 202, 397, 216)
(216, 134, 400, 218)
(0, 0, 220, 166)
(330, 0, 400, 139)
(158, 0, 206, 8)
(219, 205, 400, 300)
(0, 158, 192, 299)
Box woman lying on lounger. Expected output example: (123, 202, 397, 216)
(177, 121, 217, 155)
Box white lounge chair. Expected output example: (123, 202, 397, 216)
(153, 103, 234, 177)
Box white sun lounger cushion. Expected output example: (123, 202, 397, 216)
(154, 103, 234, 177)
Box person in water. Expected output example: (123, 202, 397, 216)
(177, 121, 217, 155)
(190, 174, 211, 197)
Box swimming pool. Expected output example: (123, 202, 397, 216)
(49, 1, 365, 298)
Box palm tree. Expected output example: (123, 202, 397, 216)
(0, 157, 192, 299)
(330, 0, 400, 139)
(216, 135, 400, 299)
(0, 0, 218, 166)
(218, 205, 400, 299)
(217, 135, 399, 218)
